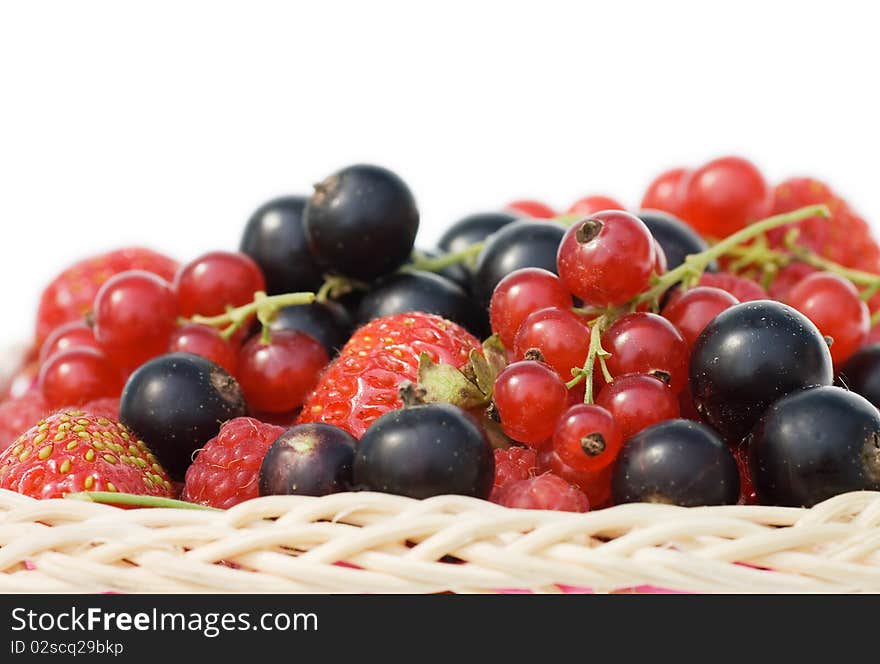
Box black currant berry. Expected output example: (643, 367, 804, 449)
(355, 270, 487, 337)
(838, 344, 880, 409)
(267, 301, 352, 356)
(637, 209, 717, 272)
(472, 220, 566, 306)
(240, 196, 324, 295)
(304, 164, 419, 281)
(259, 423, 356, 497)
(437, 211, 519, 255)
(353, 403, 494, 499)
(749, 386, 880, 507)
(119, 352, 248, 480)
(611, 419, 740, 506)
(690, 300, 833, 443)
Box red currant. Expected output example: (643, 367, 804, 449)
(39, 347, 124, 409)
(493, 361, 568, 446)
(551, 404, 623, 472)
(785, 272, 869, 366)
(237, 329, 329, 413)
(678, 156, 771, 238)
(174, 251, 266, 318)
(93, 270, 178, 369)
(595, 373, 679, 440)
(640, 167, 689, 215)
(557, 210, 655, 306)
(38, 321, 100, 364)
(537, 443, 613, 508)
(695, 272, 767, 303)
(489, 268, 572, 348)
(652, 238, 668, 276)
(662, 286, 739, 349)
(602, 313, 689, 393)
(168, 324, 239, 375)
(566, 195, 624, 216)
(767, 262, 819, 302)
(505, 200, 556, 219)
(513, 307, 591, 379)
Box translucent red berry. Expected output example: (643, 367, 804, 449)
(489, 268, 572, 348)
(174, 251, 266, 318)
(662, 286, 739, 349)
(38, 348, 124, 410)
(640, 167, 689, 215)
(512, 307, 591, 379)
(168, 324, 238, 375)
(551, 404, 623, 473)
(39, 321, 100, 363)
(566, 195, 624, 216)
(602, 313, 689, 393)
(493, 361, 568, 446)
(595, 373, 679, 440)
(506, 200, 556, 218)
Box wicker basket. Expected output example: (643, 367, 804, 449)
(2, 488, 880, 593)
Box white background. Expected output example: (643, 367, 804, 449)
(1, 0, 879, 348)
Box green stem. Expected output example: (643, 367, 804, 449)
(872, 308, 880, 327)
(565, 314, 612, 404)
(405, 242, 485, 272)
(189, 290, 315, 331)
(66, 492, 221, 511)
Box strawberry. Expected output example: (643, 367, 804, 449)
(0, 410, 173, 499)
(0, 389, 50, 452)
(35, 247, 178, 345)
(297, 312, 481, 438)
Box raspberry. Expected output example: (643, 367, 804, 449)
(183, 417, 285, 509)
(489, 446, 538, 502)
(495, 473, 590, 512)
(0, 411, 173, 499)
(0, 389, 50, 452)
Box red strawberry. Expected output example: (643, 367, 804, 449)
(0, 410, 173, 499)
(36, 247, 178, 345)
(183, 417, 285, 509)
(298, 312, 481, 438)
(0, 389, 50, 452)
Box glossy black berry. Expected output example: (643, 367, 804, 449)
(437, 211, 519, 255)
(267, 301, 352, 356)
(355, 270, 488, 337)
(611, 419, 740, 506)
(353, 403, 494, 499)
(472, 220, 566, 306)
(690, 300, 833, 443)
(637, 209, 717, 272)
(838, 344, 880, 409)
(119, 353, 248, 480)
(259, 423, 356, 497)
(240, 196, 324, 295)
(749, 386, 880, 507)
(304, 164, 419, 281)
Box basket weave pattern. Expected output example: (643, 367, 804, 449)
(2, 488, 880, 593)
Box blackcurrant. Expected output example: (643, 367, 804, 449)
(837, 344, 880, 409)
(353, 403, 494, 499)
(267, 300, 352, 356)
(304, 164, 419, 281)
(437, 211, 519, 254)
(240, 196, 324, 295)
(611, 419, 740, 506)
(472, 220, 566, 306)
(119, 352, 248, 480)
(637, 209, 717, 272)
(259, 423, 357, 497)
(749, 386, 880, 507)
(689, 300, 833, 443)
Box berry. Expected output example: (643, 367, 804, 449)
(183, 417, 284, 509)
(496, 474, 589, 512)
(505, 200, 555, 218)
(749, 386, 880, 507)
(437, 212, 518, 255)
(0, 390, 49, 451)
(566, 195, 624, 216)
(0, 411, 173, 500)
(237, 330, 329, 413)
(39, 348, 124, 409)
(352, 403, 494, 499)
(785, 272, 869, 366)
(637, 209, 713, 271)
(119, 352, 248, 480)
(601, 313, 689, 394)
(838, 344, 880, 409)
(168, 324, 239, 375)
(489, 446, 538, 501)
(557, 210, 656, 307)
(304, 164, 419, 280)
(661, 286, 739, 349)
(611, 419, 740, 506)
(595, 373, 680, 440)
(489, 268, 572, 348)
(492, 361, 568, 446)
(259, 423, 357, 497)
(93, 270, 178, 369)
(35, 247, 178, 345)
(696, 272, 767, 302)
(267, 301, 352, 356)
(512, 307, 591, 379)
(174, 251, 265, 318)
(551, 404, 623, 472)
(472, 220, 566, 306)
(240, 196, 324, 295)
(690, 301, 833, 442)
(298, 313, 481, 438)
(537, 444, 613, 508)
(355, 271, 486, 337)
(678, 156, 771, 238)
(767, 262, 818, 302)
(652, 239, 668, 276)
(640, 167, 689, 215)
(38, 321, 100, 364)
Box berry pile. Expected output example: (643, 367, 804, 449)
(3, 155, 880, 513)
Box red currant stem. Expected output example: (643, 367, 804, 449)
(565, 314, 612, 403)
(66, 492, 221, 511)
(315, 274, 368, 303)
(871, 308, 880, 327)
(189, 291, 315, 331)
(405, 243, 485, 272)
